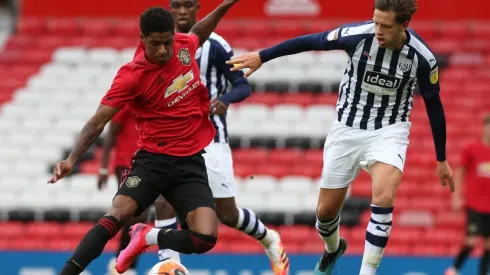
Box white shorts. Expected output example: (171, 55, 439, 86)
(203, 142, 237, 198)
(320, 120, 411, 189)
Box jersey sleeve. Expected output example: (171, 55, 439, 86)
(111, 106, 130, 124)
(215, 41, 248, 86)
(323, 22, 375, 54)
(100, 65, 138, 109)
(187, 33, 200, 54)
(416, 54, 440, 99)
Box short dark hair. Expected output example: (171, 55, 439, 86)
(140, 7, 175, 36)
(374, 0, 417, 24)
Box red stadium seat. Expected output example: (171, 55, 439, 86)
(61, 222, 94, 239)
(274, 21, 308, 39)
(279, 93, 313, 107)
(26, 222, 62, 239)
(268, 149, 305, 166)
(80, 19, 115, 36)
(47, 18, 81, 35)
(114, 18, 141, 37)
(232, 148, 269, 166)
(304, 150, 323, 166)
(0, 222, 26, 239)
(20, 49, 53, 66)
(215, 20, 244, 40)
(17, 17, 47, 35)
(245, 92, 281, 106)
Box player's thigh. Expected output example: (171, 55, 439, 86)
(320, 121, 364, 189)
(115, 151, 161, 217)
(163, 152, 217, 232)
(154, 195, 176, 220)
(203, 142, 237, 199)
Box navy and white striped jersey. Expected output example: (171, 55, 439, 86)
(195, 32, 248, 143)
(324, 21, 440, 130)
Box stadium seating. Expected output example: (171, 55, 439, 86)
(0, 17, 490, 254)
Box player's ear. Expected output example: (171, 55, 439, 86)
(401, 21, 409, 31)
(140, 33, 145, 41)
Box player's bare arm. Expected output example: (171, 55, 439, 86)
(451, 167, 465, 211)
(97, 121, 122, 190)
(48, 104, 119, 184)
(189, 0, 240, 46)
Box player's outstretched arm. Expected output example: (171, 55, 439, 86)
(48, 104, 119, 184)
(227, 32, 330, 77)
(190, 0, 240, 46)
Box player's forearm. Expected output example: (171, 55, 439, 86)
(218, 82, 251, 106)
(423, 94, 447, 162)
(190, 1, 236, 46)
(259, 33, 327, 63)
(67, 119, 106, 164)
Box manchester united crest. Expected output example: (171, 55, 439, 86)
(178, 48, 191, 66)
(126, 176, 141, 188)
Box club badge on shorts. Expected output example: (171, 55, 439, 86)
(126, 176, 141, 188)
(178, 48, 191, 66)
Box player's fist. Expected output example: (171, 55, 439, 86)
(437, 161, 455, 192)
(97, 174, 109, 190)
(210, 99, 228, 115)
(47, 160, 74, 184)
(226, 52, 262, 78)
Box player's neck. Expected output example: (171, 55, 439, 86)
(392, 31, 408, 50)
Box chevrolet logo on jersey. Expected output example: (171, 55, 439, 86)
(165, 71, 194, 98)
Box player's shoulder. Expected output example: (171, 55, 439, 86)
(174, 32, 197, 46)
(407, 29, 437, 67)
(208, 32, 233, 53)
(338, 21, 375, 36)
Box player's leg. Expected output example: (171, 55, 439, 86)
(116, 152, 218, 273)
(154, 195, 181, 262)
(106, 166, 150, 275)
(205, 142, 289, 274)
(60, 155, 159, 275)
(314, 122, 363, 275)
(445, 208, 480, 275)
(359, 123, 410, 275)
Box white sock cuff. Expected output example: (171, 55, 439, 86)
(155, 217, 177, 228)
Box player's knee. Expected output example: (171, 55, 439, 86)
(316, 201, 341, 221)
(189, 231, 217, 254)
(371, 194, 395, 208)
(154, 196, 175, 219)
(108, 195, 139, 224)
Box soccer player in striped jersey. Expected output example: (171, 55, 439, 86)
(153, 1, 290, 274)
(227, 0, 454, 274)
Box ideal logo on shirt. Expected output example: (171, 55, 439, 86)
(361, 71, 402, 96)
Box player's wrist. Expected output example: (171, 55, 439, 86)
(99, 168, 109, 176)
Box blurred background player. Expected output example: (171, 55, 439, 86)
(445, 114, 490, 275)
(96, 105, 147, 275)
(150, 1, 290, 274)
(227, 0, 454, 274)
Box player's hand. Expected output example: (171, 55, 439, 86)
(451, 194, 463, 212)
(97, 174, 109, 190)
(210, 99, 227, 115)
(226, 52, 262, 78)
(47, 160, 74, 184)
(437, 161, 455, 192)
(224, 0, 240, 4)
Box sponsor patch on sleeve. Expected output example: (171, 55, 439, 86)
(429, 67, 439, 84)
(327, 28, 339, 41)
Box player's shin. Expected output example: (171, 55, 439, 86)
(155, 217, 181, 261)
(60, 216, 121, 275)
(145, 228, 216, 254)
(360, 205, 393, 275)
(235, 207, 272, 246)
(316, 214, 341, 253)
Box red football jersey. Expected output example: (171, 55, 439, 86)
(460, 141, 490, 213)
(101, 33, 215, 156)
(111, 106, 139, 167)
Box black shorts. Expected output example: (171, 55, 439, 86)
(115, 150, 215, 229)
(466, 208, 490, 237)
(115, 166, 128, 187)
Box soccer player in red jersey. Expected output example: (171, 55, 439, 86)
(446, 114, 490, 275)
(47, 1, 241, 274)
